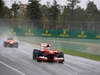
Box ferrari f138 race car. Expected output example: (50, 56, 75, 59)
(33, 43, 64, 63)
(4, 38, 18, 48)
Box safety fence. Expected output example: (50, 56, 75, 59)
(14, 28, 100, 39)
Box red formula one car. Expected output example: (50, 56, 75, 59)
(4, 38, 18, 48)
(33, 43, 64, 63)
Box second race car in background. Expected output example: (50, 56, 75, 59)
(4, 38, 18, 48)
(33, 43, 64, 63)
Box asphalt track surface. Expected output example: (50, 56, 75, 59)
(0, 38, 100, 75)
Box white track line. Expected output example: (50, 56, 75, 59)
(0, 61, 25, 75)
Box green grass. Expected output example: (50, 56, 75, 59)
(62, 49, 100, 61)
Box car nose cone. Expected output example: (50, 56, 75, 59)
(10, 42, 13, 44)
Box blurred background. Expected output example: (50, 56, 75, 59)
(0, 0, 100, 32)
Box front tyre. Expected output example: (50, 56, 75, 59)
(4, 43, 7, 47)
(14, 43, 18, 48)
(58, 52, 64, 64)
(33, 49, 39, 60)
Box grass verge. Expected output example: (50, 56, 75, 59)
(62, 49, 100, 61)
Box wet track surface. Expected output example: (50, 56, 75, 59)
(0, 38, 100, 75)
